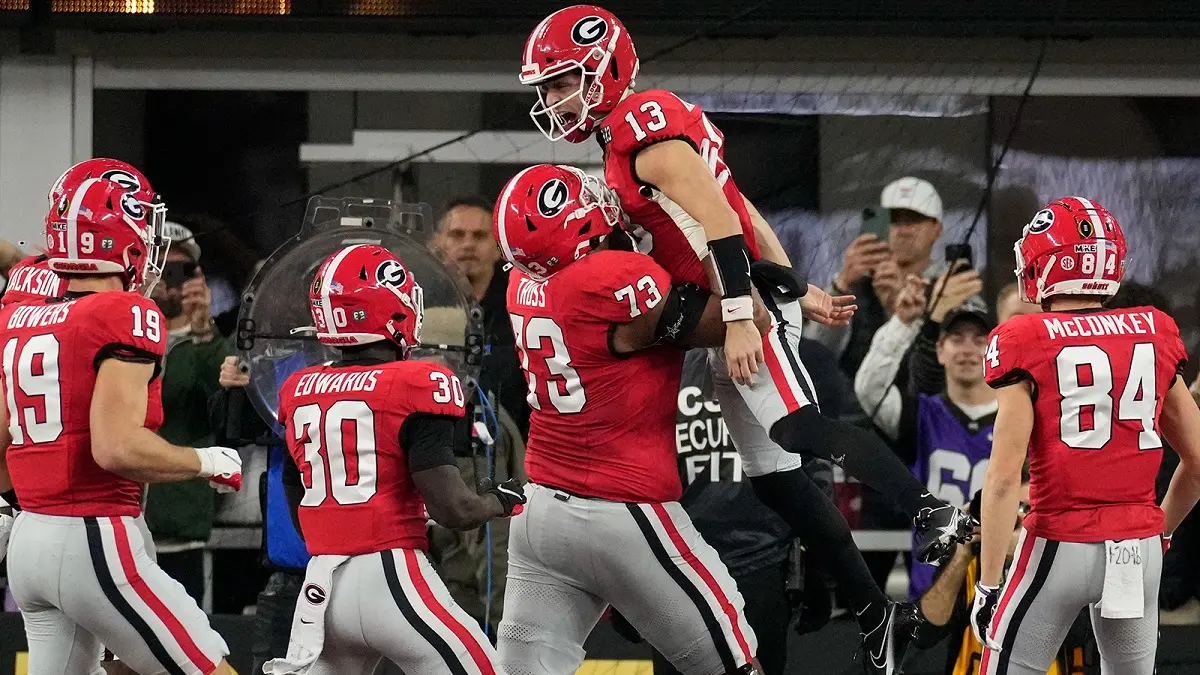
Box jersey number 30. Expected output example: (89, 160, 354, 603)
(292, 401, 378, 506)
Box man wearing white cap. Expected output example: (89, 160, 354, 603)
(145, 220, 241, 606)
(806, 176, 946, 369)
(804, 176, 960, 589)
(880, 177, 944, 281)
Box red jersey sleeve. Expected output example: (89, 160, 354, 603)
(985, 317, 1036, 389)
(1155, 308, 1188, 380)
(87, 292, 167, 367)
(389, 361, 469, 418)
(573, 251, 673, 325)
(604, 90, 698, 157)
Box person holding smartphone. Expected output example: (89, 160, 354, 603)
(805, 176, 946, 375)
(805, 177, 951, 590)
(144, 220, 244, 606)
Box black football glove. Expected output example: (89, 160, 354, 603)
(750, 259, 808, 300)
(479, 478, 527, 517)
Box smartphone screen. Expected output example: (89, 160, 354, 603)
(945, 243, 973, 269)
(861, 207, 891, 240)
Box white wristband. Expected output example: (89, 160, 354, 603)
(721, 296, 754, 323)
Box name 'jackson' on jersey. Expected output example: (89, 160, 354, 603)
(984, 306, 1187, 543)
(277, 359, 466, 556)
(0, 291, 166, 516)
(507, 249, 682, 503)
(598, 90, 763, 288)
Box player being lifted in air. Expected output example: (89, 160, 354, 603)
(971, 197, 1200, 675)
(0, 171, 243, 675)
(264, 244, 525, 675)
(495, 164, 767, 675)
(517, 6, 973, 671)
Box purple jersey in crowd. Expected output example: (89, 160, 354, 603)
(908, 393, 995, 601)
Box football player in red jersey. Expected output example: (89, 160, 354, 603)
(2, 155, 157, 311)
(0, 176, 243, 675)
(495, 164, 770, 675)
(518, 7, 974, 671)
(971, 197, 1200, 675)
(265, 244, 524, 675)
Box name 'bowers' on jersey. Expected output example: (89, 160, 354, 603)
(6, 301, 72, 330)
(1042, 310, 1156, 340)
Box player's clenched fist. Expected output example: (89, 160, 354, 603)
(479, 478, 527, 517)
(195, 446, 243, 493)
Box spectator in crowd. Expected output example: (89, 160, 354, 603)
(144, 221, 237, 604)
(168, 213, 261, 336)
(855, 274, 994, 601)
(994, 281, 1041, 325)
(806, 176, 949, 588)
(913, 467, 1096, 675)
(428, 195, 529, 633)
(805, 176, 946, 372)
(908, 276, 1038, 394)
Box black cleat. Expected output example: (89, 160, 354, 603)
(859, 602, 921, 675)
(914, 503, 976, 566)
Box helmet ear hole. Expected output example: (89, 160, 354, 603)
(577, 220, 592, 237)
(525, 215, 537, 232)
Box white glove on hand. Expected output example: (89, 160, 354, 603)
(195, 446, 243, 493)
(0, 512, 14, 564)
(970, 582, 1003, 652)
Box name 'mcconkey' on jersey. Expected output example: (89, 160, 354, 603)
(984, 306, 1187, 543)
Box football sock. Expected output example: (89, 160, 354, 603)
(769, 406, 945, 517)
(748, 468, 889, 625)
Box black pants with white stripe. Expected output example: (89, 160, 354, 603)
(498, 484, 757, 675)
(7, 512, 228, 675)
(980, 532, 1162, 675)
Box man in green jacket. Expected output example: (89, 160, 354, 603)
(145, 221, 235, 604)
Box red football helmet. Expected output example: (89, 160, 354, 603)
(1014, 196, 1127, 303)
(494, 164, 622, 279)
(304, 244, 424, 352)
(45, 177, 169, 293)
(521, 5, 639, 142)
(48, 158, 165, 233)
